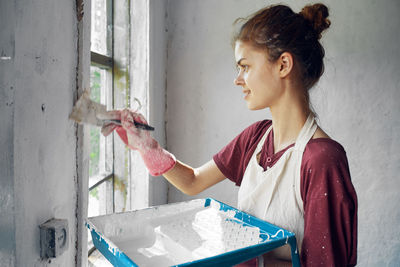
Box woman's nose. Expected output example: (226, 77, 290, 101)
(234, 73, 244, 86)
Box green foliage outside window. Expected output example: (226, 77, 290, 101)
(89, 187, 99, 199)
(89, 67, 102, 199)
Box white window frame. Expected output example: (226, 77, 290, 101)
(75, 0, 151, 265)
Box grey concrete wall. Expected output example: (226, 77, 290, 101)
(0, 0, 79, 266)
(0, 1, 17, 266)
(165, 0, 400, 265)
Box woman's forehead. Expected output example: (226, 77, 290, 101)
(235, 41, 267, 62)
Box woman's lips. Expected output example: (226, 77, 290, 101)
(243, 90, 250, 99)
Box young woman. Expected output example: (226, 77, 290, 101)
(103, 3, 357, 266)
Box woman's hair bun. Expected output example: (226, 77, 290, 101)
(300, 3, 331, 39)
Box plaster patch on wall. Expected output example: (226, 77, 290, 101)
(0, 36, 15, 61)
(0, 50, 12, 61)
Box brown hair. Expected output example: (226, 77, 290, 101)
(234, 3, 331, 91)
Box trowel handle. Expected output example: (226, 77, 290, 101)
(104, 119, 155, 131)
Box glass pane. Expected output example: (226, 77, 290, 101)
(89, 65, 114, 216)
(89, 126, 100, 177)
(89, 66, 113, 178)
(88, 178, 113, 217)
(89, 65, 101, 178)
(91, 0, 111, 56)
(112, 0, 131, 213)
(89, 67, 103, 178)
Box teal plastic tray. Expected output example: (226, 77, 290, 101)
(86, 198, 300, 266)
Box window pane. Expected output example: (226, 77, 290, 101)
(91, 0, 111, 56)
(88, 178, 113, 217)
(89, 65, 114, 216)
(113, 0, 132, 213)
(89, 126, 100, 177)
(89, 66, 102, 178)
(89, 66, 113, 176)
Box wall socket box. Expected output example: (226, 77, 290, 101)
(39, 218, 68, 259)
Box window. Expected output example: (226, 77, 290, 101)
(89, 0, 146, 215)
(86, 0, 150, 262)
(88, 0, 116, 218)
(87, 0, 148, 263)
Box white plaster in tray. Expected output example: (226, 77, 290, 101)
(89, 199, 262, 266)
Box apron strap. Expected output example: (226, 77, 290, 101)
(255, 123, 273, 152)
(294, 114, 318, 153)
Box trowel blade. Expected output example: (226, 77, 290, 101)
(69, 90, 110, 127)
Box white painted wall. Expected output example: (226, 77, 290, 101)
(165, 0, 400, 265)
(0, 0, 82, 266)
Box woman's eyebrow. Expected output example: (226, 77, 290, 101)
(237, 58, 247, 65)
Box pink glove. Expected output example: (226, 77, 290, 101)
(101, 110, 122, 137)
(102, 109, 176, 176)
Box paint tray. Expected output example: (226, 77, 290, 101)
(86, 198, 300, 266)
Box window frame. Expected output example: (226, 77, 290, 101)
(83, 0, 151, 263)
(88, 0, 116, 217)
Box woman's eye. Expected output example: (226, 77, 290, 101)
(236, 65, 249, 73)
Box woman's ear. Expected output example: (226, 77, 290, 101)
(278, 52, 293, 78)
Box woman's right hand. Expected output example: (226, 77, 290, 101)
(101, 109, 153, 150)
(116, 109, 153, 151)
(102, 109, 176, 176)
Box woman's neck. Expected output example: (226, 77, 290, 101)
(270, 90, 309, 153)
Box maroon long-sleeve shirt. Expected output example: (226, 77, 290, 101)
(213, 120, 357, 266)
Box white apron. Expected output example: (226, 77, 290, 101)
(238, 115, 317, 261)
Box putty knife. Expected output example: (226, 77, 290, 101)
(69, 90, 154, 131)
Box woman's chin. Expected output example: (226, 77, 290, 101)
(246, 102, 266, 111)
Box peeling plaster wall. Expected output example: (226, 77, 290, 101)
(166, 0, 400, 265)
(1, 0, 79, 266)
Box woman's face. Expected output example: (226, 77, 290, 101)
(234, 41, 282, 110)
